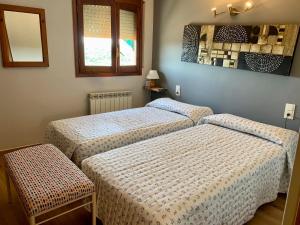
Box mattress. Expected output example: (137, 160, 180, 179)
(46, 98, 213, 166)
(82, 114, 298, 225)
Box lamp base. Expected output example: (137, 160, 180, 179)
(149, 80, 157, 88)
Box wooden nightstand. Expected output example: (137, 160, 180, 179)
(145, 87, 168, 101)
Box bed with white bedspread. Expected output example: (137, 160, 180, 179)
(45, 98, 213, 166)
(82, 114, 298, 225)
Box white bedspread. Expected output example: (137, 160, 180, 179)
(46, 107, 194, 166)
(82, 116, 298, 225)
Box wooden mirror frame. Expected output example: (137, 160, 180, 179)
(0, 4, 49, 67)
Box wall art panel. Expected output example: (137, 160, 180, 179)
(181, 24, 299, 76)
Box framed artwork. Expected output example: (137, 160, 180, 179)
(181, 24, 299, 76)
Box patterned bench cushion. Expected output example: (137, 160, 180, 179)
(4, 144, 95, 217)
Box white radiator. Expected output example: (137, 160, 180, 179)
(89, 91, 133, 114)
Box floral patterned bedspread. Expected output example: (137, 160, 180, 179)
(45, 107, 196, 166)
(82, 115, 298, 225)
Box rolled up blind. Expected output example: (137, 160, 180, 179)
(120, 10, 137, 40)
(83, 5, 111, 38)
(83, 5, 137, 41)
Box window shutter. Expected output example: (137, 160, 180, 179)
(83, 5, 111, 38)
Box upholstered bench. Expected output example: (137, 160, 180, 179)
(4, 144, 96, 225)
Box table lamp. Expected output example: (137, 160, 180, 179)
(146, 70, 160, 88)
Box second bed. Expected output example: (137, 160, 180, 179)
(82, 114, 298, 225)
(46, 98, 213, 166)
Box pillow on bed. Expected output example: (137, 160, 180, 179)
(200, 114, 298, 146)
(146, 98, 213, 124)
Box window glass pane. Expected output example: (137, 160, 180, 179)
(83, 5, 112, 66)
(119, 10, 137, 66)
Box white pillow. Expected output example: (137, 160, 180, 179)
(147, 98, 213, 124)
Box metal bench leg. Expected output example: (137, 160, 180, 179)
(92, 192, 96, 225)
(29, 216, 36, 225)
(5, 168, 12, 204)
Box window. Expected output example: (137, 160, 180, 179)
(73, 0, 143, 77)
(83, 5, 112, 67)
(119, 9, 137, 66)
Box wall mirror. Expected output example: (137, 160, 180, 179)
(0, 4, 49, 67)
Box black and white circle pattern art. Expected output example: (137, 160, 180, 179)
(181, 25, 201, 63)
(244, 53, 284, 73)
(215, 25, 248, 43)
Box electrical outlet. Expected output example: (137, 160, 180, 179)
(284, 103, 296, 120)
(176, 85, 181, 96)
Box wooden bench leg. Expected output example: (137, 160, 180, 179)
(5, 168, 12, 204)
(92, 192, 96, 225)
(29, 216, 36, 225)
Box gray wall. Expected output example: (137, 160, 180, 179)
(153, 0, 300, 131)
(0, 0, 153, 150)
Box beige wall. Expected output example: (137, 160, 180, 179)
(0, 0, 154, 150)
